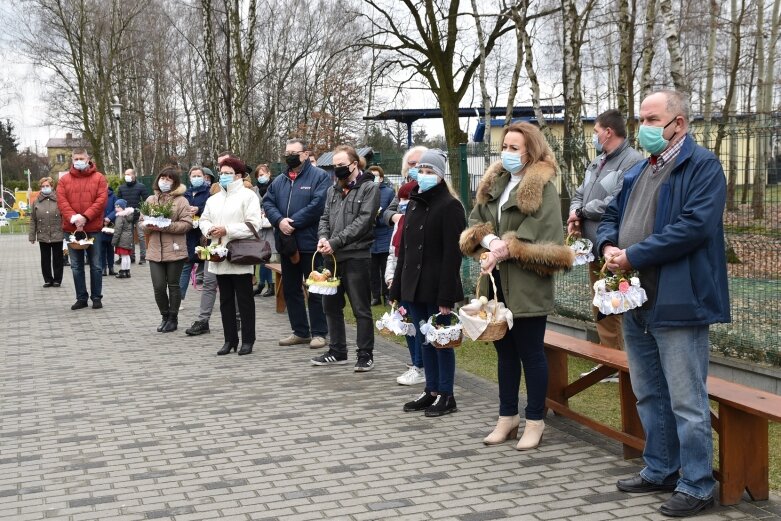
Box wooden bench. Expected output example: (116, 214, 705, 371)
(265, 263, 285, 313)
(544, 329, 781, 506)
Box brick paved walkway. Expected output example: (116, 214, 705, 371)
(1, 234, 779, 521)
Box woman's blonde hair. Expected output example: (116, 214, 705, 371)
(502, 122, 558, 172)
(38, 177, 54, 188)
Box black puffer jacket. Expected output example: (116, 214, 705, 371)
(116, 180, 149, 209)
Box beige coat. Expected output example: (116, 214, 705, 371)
(29, 192, 63, 243)
(142, 185, 193, 263)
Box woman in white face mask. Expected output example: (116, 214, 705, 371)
(460, 122, 574, 451)
(142, 168, 193, 334)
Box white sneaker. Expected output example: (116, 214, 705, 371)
(396, 366, 425, 385)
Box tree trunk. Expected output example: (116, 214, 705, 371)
(702, 0, 719, 140)
(470, 0, 492, 165)
(640, 0, 657, 97)
(659, 0, 687, 93)
(617, 0, 635, 133)
(505, 0, 528, 126)
(752, 0, 767, 219)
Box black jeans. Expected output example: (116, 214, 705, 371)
(322, 257, 374, 357)
(149, 260, 184, 318)
(281, 251, 327, 338)
(216, 273, 255, 345)
(370, 252, 389, 301)
(39, 241, 64, 284)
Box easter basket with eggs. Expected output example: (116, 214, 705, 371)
(376, 302, 416, 337)
(592, 261, 647, 315)
(458, 272, 513, 342)
(68, 230, 95, 250)
(419, 311, 463, 349)
(305, 253, 340, 295)
(565, 233, 595, 266)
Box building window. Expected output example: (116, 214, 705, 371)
(57, 154, 65, 163)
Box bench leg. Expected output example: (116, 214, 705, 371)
(545, 348, 569, 415)
(274, 271, 286, 313)
(718, 405, 769, 505)
(618, 373, 644, 459)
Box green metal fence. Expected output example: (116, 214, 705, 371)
(371, 119, 781, 367)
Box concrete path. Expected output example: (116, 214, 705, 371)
(0, 233, 778, 521)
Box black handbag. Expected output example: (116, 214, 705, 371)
(226, 222, 272, 265)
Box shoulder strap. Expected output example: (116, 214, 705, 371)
(244, 222, 260, 239)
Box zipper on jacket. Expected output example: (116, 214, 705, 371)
(285, 176, 295, 218)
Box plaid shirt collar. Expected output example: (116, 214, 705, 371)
(650, 136, 685, 172)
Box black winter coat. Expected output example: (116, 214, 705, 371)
(116, 181, 149, 210)
(389, 181, 466, 307)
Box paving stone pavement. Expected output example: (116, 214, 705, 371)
(1, 233, 779, 521)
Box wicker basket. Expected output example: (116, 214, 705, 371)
(376, 302, 415, 337)
(424, 312, 463, 349)
(474, 273, 509, 342)
(68, 231, 93, 250)
(306, 253, 340, 295)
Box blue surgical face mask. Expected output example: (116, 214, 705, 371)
(373, 177, 381, 184)
(190, 177, 204, 188)
(41, 187, 52, 195)
(219, 173, 234, 188)
(417, 173, 439, 192)
(398, 202, 408, 214)
(501, 151, 524, 174)
(407, 167, 419, 181)
(158, 181, 172, 193)
(73, 160, 88, 171)
(592, 131, 604, 154)
(638, 119, 676, 155)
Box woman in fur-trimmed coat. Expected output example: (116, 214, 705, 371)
(460, 122, 573, 451)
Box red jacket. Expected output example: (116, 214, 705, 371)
(57, 163, 109, 233)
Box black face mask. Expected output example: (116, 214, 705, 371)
(334, 165, 351, 180)
(285, 153, 302, 169)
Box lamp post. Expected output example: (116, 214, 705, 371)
(110, 97, 123, 174)
(0, 145, 5, 210)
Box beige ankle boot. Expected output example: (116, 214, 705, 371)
(483, 415, 521, 445)
(515, 419, 545, 450)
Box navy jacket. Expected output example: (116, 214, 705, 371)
(102, 187, 117, 243)
(262, 161, 330, 253)
(183, 183, 211, 262)
(597, 135, 730, 327)
(116, 180, 149, 209)
(371, 181, 395, 254)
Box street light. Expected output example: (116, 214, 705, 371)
(0, 145, 5, 210)
(111, 96, 123, 175)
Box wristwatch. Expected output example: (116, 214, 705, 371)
(575, 207, 584, 219)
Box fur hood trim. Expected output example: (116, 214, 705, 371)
(503, 232, 574, 277)
(459, 222, 493, 257)
(116, 207, 135, 217)
(476, 160, 556, 215)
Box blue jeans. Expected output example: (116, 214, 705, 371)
(180, 261, 198, 299)
(259, 265, 273, 285)
(68, 232, 103, 303)
(408, 302, 455, 394)
(281, 252, 327, 338)
(623, 309, 714, 500)
(401, 300, 423, 368)
(493, 315, 548, 419)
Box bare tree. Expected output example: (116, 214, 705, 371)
(659, 0, 688, 94)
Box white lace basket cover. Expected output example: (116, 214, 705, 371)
(593, 276, 648, 315)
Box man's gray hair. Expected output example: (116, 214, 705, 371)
(657, 90, 690, 122)
(286, 138, 308, 149)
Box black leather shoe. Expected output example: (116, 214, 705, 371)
(253, 284, 264, 296)
(43, 282, 53, 287)
(92, 299, 103, 309)
(217, 343, 238, 355)
(238, 343, 253, 355)
(161, 317, 178, 333)
(261, 285, 275, 297)
(659, 492, 714, 517)
(403, 391, 437, 412)
(185, 320, 210, 336)
(157, 314, 169, 332)
(617, 474, 678, 493)
(52, 282, 61, 287)
(71, 300, 88, 310)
